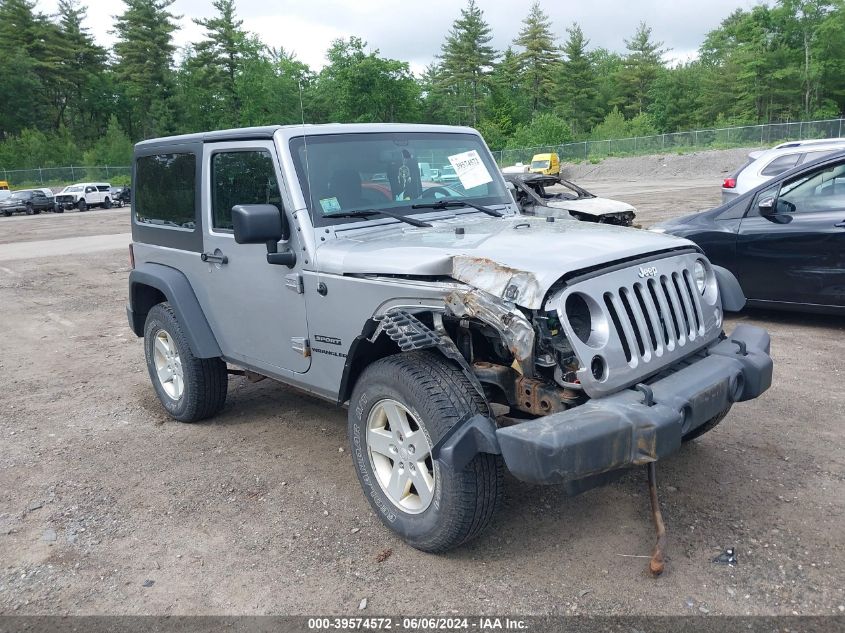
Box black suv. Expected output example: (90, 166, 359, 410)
(0, 189, 55, 216)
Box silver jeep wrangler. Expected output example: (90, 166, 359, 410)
(127, 124, 773, 554)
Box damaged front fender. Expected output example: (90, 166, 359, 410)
(444, 287, 535, 363)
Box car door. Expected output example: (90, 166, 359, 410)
(197, 141, 311, 375)
(33, 190, 48, 211)
(736, 159, 845, 307)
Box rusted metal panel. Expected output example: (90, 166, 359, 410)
(451, 254, 544, 308)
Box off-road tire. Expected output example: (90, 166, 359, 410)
(77, 199, 87, 212)
(682, 405, 732, 442)
(103, 197, 111, 209)
(348, 351, 503, 553)
(143, 302, 228, 423)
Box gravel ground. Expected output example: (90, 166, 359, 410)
(561, 147, 758, 183)
(0, 167, 843, 616)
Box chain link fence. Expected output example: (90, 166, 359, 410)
(2, 118, 845, 184)
(491, 118, 845, 166)
(0, 166, 131, 188)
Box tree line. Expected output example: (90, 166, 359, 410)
(1, 0, 844, 171)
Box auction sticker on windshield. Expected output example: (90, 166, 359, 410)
(448, 150, 493, 189)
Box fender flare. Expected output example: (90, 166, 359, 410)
(713, 265, 747, 312)
(127, 262, 222, 359)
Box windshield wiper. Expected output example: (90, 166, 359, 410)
(326, 209, 432, 228)
(411, 199, 503, 217)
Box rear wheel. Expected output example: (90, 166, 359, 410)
(143, 302, 228, 422)
(348, 351, 503, 553)
(682, 406, 732, 442)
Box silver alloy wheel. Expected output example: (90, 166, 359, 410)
(153, 329, 184, 400)
(366, 398, 436, 514)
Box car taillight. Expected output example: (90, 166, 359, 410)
(723, 177, 736, 188)
(128, 243, 135, 269)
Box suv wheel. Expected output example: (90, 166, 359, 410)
(77, 199, 87, 212)
(103, 197, 111, 209)
(25, 203, 34, 215)
(348, 351, 503, 552)
(143, 302, 228, 422)
(682, 405, 732, 442)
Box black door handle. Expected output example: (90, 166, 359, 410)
(201, 252, 228, 264)
(835, 220, 845, 228)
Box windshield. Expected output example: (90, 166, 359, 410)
(531, 160, 550, 169)
(290, 132, 510, 227)
(64, 185, 83, 192)
(9, 191, 29, 200)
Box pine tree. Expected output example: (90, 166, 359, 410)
(556, 23, 600, 135)
(113, 0, 180, 139)
(192, 0, 246, 126)
(513, 1, 559, 113)
(51, 0, 107, 132)
(439, 0, 497, 126)
(615, 22, 667, 117)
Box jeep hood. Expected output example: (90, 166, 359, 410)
(316, 215, 694, 309)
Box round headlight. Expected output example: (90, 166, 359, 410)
(693, 260, 707, 294)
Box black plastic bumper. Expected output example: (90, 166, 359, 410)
(493, 324, 772, 488)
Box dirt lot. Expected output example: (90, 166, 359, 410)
(0, 176, 843, 616)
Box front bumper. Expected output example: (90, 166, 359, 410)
(495, 324, 772, 488)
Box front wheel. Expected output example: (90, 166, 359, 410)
(348, 352, 503, 553)
(143, 302, 228, 422)
(103, 197, 111, 209)
(25, 204, 34, 215)
(77, 199, 87, 212)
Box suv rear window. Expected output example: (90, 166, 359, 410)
(135, 153, 197, 228)
(761, 154, 800, 177)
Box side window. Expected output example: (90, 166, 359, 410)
(760, 154, 800, 177)
(211, 150, 281, 231)
(97, 185, 109, 192)
(85, 186, 95, 193)
(135, 153, 197, 228)
(776, 162, 845, 214)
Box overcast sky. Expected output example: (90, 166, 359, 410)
(40, 0, 764, 73)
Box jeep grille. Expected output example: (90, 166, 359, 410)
(547, 252, 722, 398)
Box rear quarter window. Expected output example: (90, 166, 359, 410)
(760, 154, 800, 177)
(135, 153, 197, 228)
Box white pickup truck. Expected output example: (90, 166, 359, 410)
(54, 182, 113, 212)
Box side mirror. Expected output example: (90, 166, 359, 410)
(232, 204, 296, 267)
(758, 196, 775, 215)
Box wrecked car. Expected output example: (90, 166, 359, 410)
(127, 124, 772, 558)
(505, 172, 637, 226)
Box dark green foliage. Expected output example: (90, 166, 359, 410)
(438, 0, 497, 126)
(556, 24, 601, 135)
(513, 2, 560, 113)
(1, 0, 845, 172)
(112, 0, 180, 139)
